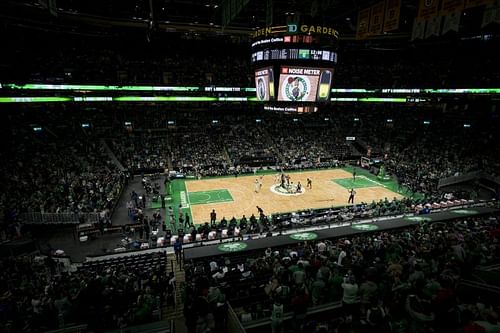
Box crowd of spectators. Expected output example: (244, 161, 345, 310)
(184, 213, 500, 333)
(0, 252, 169, 332)
(1, 30, 252, 87)
(225, 123, 278, 167)
(3, 26, 499, 88)
(265, 121, 356, 168)
(334, 42, 500, 88)
(169, 126, 231, 177)
(0, 128, 125, 216)
(109, 133, 169, 173)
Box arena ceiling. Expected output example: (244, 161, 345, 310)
(0, 0, 407, 35)
(0, 0, 495, 40)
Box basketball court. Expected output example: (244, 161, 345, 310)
(169, 168, 405, 225)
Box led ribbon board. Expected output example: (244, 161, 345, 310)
(0, 96, 261, 103)
(1, 83, 499, 94)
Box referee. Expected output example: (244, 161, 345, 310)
(348, 188, 356, 204)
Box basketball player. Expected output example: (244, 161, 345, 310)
(281, 173, 286, 189)
(254, 178, 260, 193)
(297, 181, 302, 193)
(259, 176, 263, 191)
(348, 188, 356, 204)
(306, 178, 312, 189)
(353, 167, 357, 182)
(274, 172, 280, 184)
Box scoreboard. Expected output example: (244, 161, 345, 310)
(251, 49, 337, 63)
(251, 23, 339, 109)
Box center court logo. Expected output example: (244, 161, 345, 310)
(289, 232, 318, 241)
(282, 76, 310, 101)
(270, 184, 305, 196)
(217, 242, 248, 252)
(351, 224, 379, 231)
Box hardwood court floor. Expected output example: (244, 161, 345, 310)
(185, 169, 404, 224)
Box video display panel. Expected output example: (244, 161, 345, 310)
(251, 49, 337, 63)
(278, 66, 333, 102)
(254, 67, 275, 101)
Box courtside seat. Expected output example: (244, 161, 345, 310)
(208, 231, 216, 240)
(196, 234, 202, 241)
(183, 234, 191, 243)
(170, 236, 178, 245)
(222, 229, 228, 238)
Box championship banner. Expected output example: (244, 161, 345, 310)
(425, 15, 442, 38)
(441, 0, 464, 15)
(265, 0, 273, 26)
(443, 10, 461, 33)
(411, 18, 426, 40)
(418, 0, 440, 20)
(465, 0, 494, 8)
(383, 0, 401, 32)
(369, 2, 385, 35)
(356, 8, 371, 39)
(481, 0, 500, 27)
(39, 0, 58, 17)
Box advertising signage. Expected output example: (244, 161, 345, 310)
(252, 24, 339, 39)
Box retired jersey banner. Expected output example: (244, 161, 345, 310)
(443, 11, 461, 33)
(465, 0, 494, 8)
(481, 0, 500, 27)
(425, 15, 442, 38)
(383, 0, 401, 32)
(441, 0, 464, 14)
(369, 2, 386, 35)
(356, 8, 371, 39)
(411, 18, 426, 40)
(418, 0, 440, 20)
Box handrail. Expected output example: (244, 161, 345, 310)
(438, 170, 500, 189)
(227, 302, 247, 333)
(240, 301, 343, 329)
(20, 212, 99, 225)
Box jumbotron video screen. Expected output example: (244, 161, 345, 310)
(254, 66, 275, 101)
(278, 66, 333, 102)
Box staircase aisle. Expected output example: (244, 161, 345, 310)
(164, 254, 186, 331)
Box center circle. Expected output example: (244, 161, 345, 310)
(269, 183, 306, 196)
